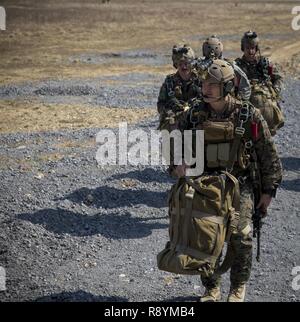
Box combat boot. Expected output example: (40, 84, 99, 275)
(199, 286, 221, 302)
(227, 284, 246, 302)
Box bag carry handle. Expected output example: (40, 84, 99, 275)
(185, 171, 240, 213)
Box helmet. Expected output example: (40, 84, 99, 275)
(201, 59, 235, 101)
(172, 44, 195, 68)
(241, 30, 259, 51)
(202, 35, 223, 59)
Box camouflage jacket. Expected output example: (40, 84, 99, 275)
(157, 70, 202, 129)
(166, 95, 282, 195)
(235, 55, 283, 96)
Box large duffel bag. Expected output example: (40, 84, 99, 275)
(157, 171, 240, 277)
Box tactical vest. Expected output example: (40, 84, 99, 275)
(189, 102, 253, 173)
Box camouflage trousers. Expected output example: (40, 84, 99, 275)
(201, 181, 253, 288)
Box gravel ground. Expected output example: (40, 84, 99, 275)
(0, 53, 299, 301)
(0, 72, 163, 109)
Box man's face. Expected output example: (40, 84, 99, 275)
(178, 60, 192, 80)
(244, 44, 257, 62)
(202, 79, 221, 100)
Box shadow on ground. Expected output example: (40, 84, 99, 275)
(281, 178, 300, 192)
(109, 168, 174, 184)
(18, 208, 168, 239)
(281, 157, 300, 171)
(61, 185, 168, 209)
(34, 290, 128, 302)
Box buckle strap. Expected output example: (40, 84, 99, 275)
(227, 104, 251, 172)
(170, 209, 227, 225)
(172, 183, 183, 248)
(183, 186, 195, 246)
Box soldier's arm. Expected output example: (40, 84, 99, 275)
(157, 82, 168, 115)
(252, 109, 283, 196)
(163, 109, 190, 177)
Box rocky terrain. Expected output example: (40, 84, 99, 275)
(0, 54, 299, 301)
(0, 0, 299, 302)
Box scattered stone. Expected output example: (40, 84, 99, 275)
(34, 172, 45, 180)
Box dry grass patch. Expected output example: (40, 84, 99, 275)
(36, 152, 65, 163)
(0, 100, 157, 133)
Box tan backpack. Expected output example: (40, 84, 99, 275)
(157, 171, 240, 278)
(250, 82, 284, 135)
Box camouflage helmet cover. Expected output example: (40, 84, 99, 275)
(172, 44, 195, 68)
(241, 30, 259, 51)
(202, 35, 223, 59)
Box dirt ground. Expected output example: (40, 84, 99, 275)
(0, 0, 299, 303)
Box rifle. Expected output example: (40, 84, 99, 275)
(250, 151, 263, 262)
(252, 190, 263, 262)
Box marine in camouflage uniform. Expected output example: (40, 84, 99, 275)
(235, 31, 284, 135)
(163, 59, 282, 302)
(157, 44, 202, 131)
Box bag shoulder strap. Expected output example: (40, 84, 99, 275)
(227, 102, 252, 171)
